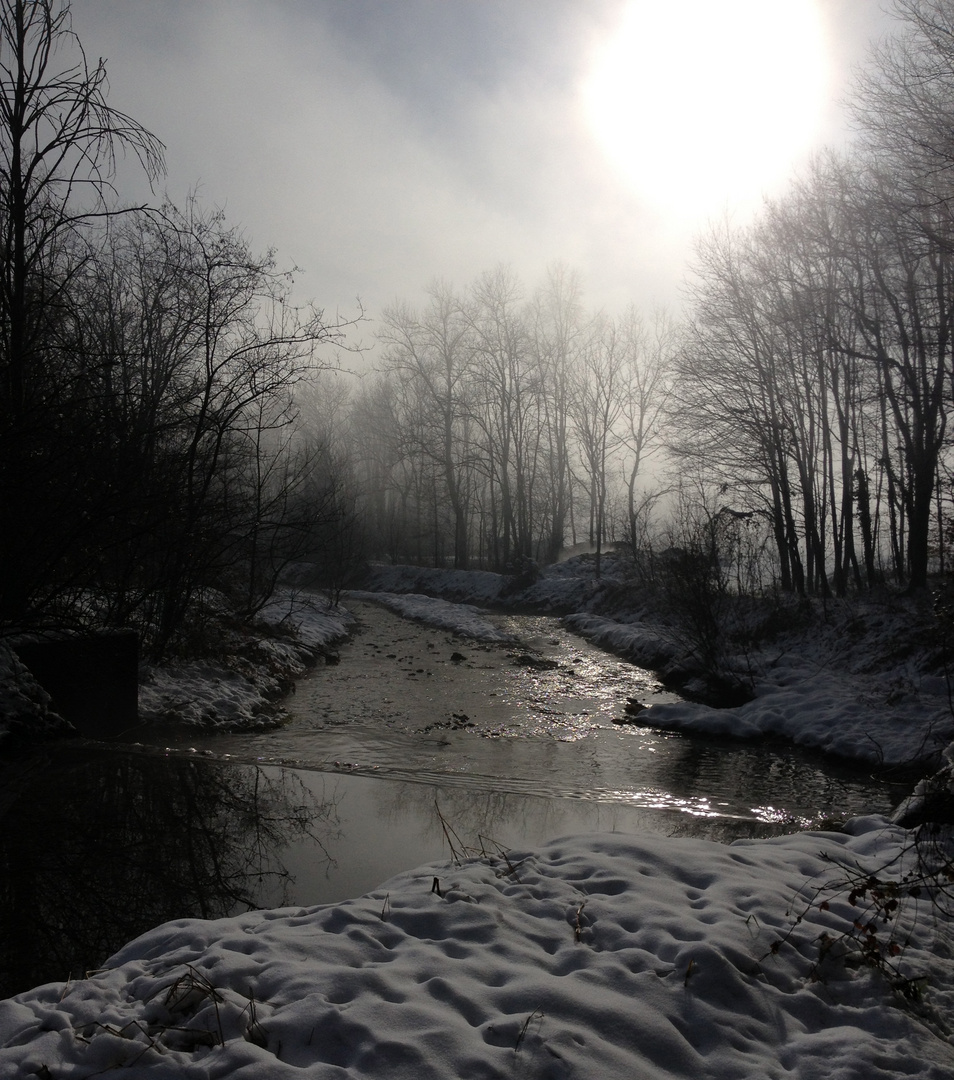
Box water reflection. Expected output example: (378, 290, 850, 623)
(0, 748, 340, 999)
(273, 766, 788, 918)
(290, 766, 810, 892)
(641, 730, 896, 827)
(0, 740, 911, 1002)
(2, 603, 917, 1001)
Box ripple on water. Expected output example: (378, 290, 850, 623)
(137, 600, 909, 826)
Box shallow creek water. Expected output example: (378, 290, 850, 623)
(1, 599, 913, 998)
(151, 600, 907, 822)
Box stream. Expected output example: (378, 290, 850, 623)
(0, 599, 913, 998)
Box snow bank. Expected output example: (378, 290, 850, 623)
(565, 611, 682, 670)
(0, 643, 68, 741)
(645, 677, 951, 766)
(138, 594, 354, 728)
(347, 590, 514, 642)
(360, 554, 633, 612)
(353, 562, 954, 768)
(565, 611, 953, 767)
(1, 820, 950, 1079)
(358, 563, 509, 605)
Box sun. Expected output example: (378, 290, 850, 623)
(581, 0, 831, 217)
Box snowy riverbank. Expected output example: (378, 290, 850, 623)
(3, 558, 954, 1077)
(135, 593, 355, 729)
(2, 817, 952, 1078)
(0, 592, 355, 741)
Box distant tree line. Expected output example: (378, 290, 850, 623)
(0, 0, 356, 658)
(346, 266, 671, 576)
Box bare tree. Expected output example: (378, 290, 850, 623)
(32, 201, 352, 654)
(465, 266, 536, 568)
(855, 0, 954, 197)
(837, 168, 953, 589)
(616, 305, 672, 558)
(850, 0, 954, 587)
(347, 373, 413, 561)
(528, 263, 587, 562)
(568, 315, 627, 578)
(379, 283, 473, 568)
(0, 0, 164, 414)
(676, 219, 810, 594)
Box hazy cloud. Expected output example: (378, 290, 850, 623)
(79, 0, 894, 326)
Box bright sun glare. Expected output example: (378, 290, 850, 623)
(582, 0, 830, 218)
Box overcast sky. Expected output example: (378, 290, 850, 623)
(79, 1, 895, 333)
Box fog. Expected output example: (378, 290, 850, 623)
(78, 0, 893, 321)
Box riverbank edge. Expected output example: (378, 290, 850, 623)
(0, 592, 355, 744)
(4, 553, 952, 791)
(352, 557, 954, 815)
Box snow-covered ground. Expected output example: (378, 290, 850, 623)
(3, 557, 954, 1077)
(347, 589, 515, 642)
(1, 817, 952, 1078)
(135, 592, 354, 729)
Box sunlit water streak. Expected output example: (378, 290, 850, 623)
(145, 600, 910, 829)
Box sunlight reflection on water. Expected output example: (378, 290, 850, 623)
(135, 602, 910, 833)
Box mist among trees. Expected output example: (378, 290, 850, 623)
(351, 0, 954, 600)
(353, 267, 670, 576)
(3, 0, 954, 665)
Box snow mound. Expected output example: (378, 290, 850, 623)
(1, 823, 950, 1079)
